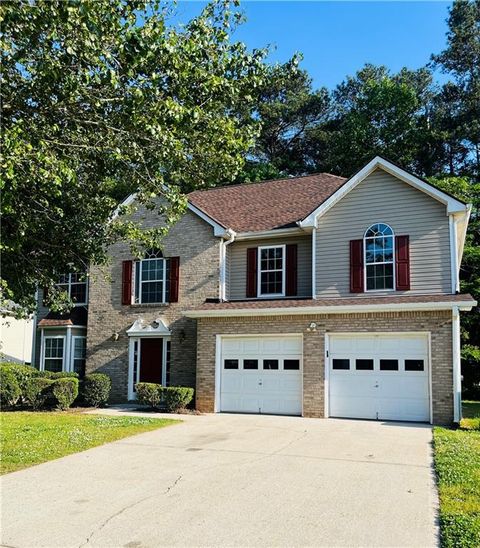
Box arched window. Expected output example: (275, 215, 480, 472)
(364, 223, 395, 291)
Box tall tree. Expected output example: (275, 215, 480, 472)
(1, 0, 269, 316)
(238, 60, 330, 181)
(309, 65, 436, 177)
(432, 0, 480, 178)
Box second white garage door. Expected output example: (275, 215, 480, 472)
(220, 335, 302, 415)
(328, 333, 430, 422)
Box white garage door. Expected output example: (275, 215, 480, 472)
(328, 333, 430, 422)
(220, 336, 302, 415)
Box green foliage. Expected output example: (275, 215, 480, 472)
(135, 382, 162, 408)
(0, 363, 38, 402)
(24, 377, 54, 410)
(82, 373, 111, 407)
(162, 386, 194, 412)
(1, 0, 270, 316)
(434, 414, 480, 547)
(0, 365, 21, 407)
(52, 378, 79, 410)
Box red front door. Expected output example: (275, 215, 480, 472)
(140, 338, 163, 384)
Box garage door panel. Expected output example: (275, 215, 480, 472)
(329, 333, 430, 423)
(220, 336, 302, 416)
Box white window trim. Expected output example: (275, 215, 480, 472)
(57, 274, 88, 306)
(257, 245, 286, 298)
(363, 224, 396, 293)
(41, 334, 66, 372)
(71, 335, 87, 374)
(134, 257, 168, 305)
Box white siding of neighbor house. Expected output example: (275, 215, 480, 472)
(227, 235, 312, 300)
(315, 168, 452, 297)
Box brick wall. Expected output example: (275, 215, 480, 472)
(196, 310, 454, 424)
(86, 208, 220, 401)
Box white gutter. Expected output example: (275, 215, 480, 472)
(219, 229, 236, 301)
(452, 306, 462, 423)
(184, 299, 477, 318)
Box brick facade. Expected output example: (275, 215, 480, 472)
(86, 209, 220, 401)
(196, 310, 454, 424)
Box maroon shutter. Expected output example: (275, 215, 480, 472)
(395, 235, 410, 291)
(122, 260, 133, 305)
(350, 240, 364, 293)
(246, 248, 258, 298)
(286, 244, 298, 297)
(169, 256, 180, 303)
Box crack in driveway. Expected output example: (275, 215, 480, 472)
(78, 475, 182, 548)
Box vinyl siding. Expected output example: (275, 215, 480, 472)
(315, 168, 452, 297)
(227, 235, 312, 300)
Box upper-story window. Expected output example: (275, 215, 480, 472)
(258, 245, 285, 297)
(364, 224, 395, 291)
(134, 249, 170, 304)
(57, 273, 88, 305)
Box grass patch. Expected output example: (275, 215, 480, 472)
(433, 402, 480, 547)
(0, 411, 179, 475)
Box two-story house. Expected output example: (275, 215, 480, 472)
(33, 156, 476, 424)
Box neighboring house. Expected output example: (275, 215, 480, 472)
(1, 313, 33, 364)
(32, 156, 477, 424)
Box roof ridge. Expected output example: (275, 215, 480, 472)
(187, 171, 345, 196)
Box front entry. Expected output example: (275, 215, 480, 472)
(139, 338, 163, 384)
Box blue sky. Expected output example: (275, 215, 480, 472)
(171, 1, 452, 89)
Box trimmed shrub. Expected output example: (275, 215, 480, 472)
(25, 377, 54, 410)
(0, 365, 21, 407)
(0, 363, 39, 397)
(50, 371, 79, 379)
(136, 382, 161, 408)
(82, 373, 111, 407)
(162, 386, 194, 413)
(52, 378, 79, 410)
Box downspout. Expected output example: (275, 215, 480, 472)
(220, 229, 236, 302)
(452, 306, 462, 423)
(30, 287, 39, 366)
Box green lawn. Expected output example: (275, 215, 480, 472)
(433, 402, 480, 547)
(0, 411, 179, 475)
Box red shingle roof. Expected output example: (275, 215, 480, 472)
(187, 173, 347, 232)
(38, 307, 88, 327)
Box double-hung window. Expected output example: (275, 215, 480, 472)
(258, 245, 285, 297)
(73, 336, 87, 375)
(134, 250, 170, 304)
(364, 223, 395, 291)
(57, 273, 88, 305)
(43, 337, 65, 372)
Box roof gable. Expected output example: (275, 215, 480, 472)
(299, 156, 468, 228)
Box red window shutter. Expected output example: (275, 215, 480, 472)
(350, 240, 364, 293)
(169, 256, 180, 303)
(395, 235, 410, 291)
(286, 244, 298, 297)
(122, 260, 133, 305)
(246, 248, 258, 298)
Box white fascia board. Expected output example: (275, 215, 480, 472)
(299, 156, 469, 228)
(40, 324, 87, 329)
(111, 192, 138, 220)
(184, 299, 477, 318)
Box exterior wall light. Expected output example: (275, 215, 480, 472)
(306, 322, 317, 333)
(112, 332, 120, 341)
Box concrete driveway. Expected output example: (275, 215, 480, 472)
(1, 412, 438, 547)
